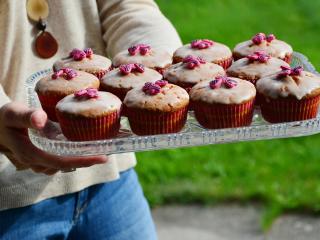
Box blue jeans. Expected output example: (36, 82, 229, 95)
(0, 169, 157, 240)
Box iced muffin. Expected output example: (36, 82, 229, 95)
(233, 33, 293, 63)
(35, 68, 100, 121)
(100, 63, 162, 101)
(256, 66, 320, 123)
(56, 88, 122, 141)
(190, 76, 256, 129)
(173, 39, 233, 69)
(227, 51, 290, 85)
(53, 48, 112, 79)
(124, 80, 189, 135)
(164, 55, 225, 92)
(112, 44, 172, 74)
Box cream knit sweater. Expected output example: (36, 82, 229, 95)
(0, 0, 181, 210)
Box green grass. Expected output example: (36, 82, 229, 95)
(135, 0, 320, 228)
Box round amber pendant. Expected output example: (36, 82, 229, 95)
(35, 31, 58, 58)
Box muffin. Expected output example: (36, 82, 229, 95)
(233, 33, 293, 63)
(53, 48, 112, 79)
(190, 76, 256, 129)
(163, 55, 225, 92)
(100, 63, 162, 101)
(173, 39, 233, 69)
(56, 88, 122, 141)
(256, 66, 320, 123)
(124, 80, 189, 135)
(35, 68, 100, 121)
(112, 44, 172, 74)
(227, 51, 290, 85)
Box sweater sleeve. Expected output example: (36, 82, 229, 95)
(0, 85, 10, 108)
(96, 0, 182, 58)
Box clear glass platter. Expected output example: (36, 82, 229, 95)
(27, 52, 320, 156)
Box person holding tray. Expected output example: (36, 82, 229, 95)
(0, 0, 181, 239)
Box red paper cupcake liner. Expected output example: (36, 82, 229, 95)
(214, 57, 233, 69)
(37, 93, 65, 122)
(154, 67, 166, 75)
(100, 85, 128, 101)
(260, 95, 320, 123)
(192, 99, 255, 129)
(233, 53, 292, 64)
(126, 106, 189, 135)
(165, 82, 194, 110)
(283, 54, 292, 64)
(56, 110, 121, 141)
(173, 56, 232, 70)
(90, 69, 108, 80)
(154, 65, 172, 75)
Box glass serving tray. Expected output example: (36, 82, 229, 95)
(27, 52, 320, 156)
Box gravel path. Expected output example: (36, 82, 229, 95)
(152, 204, 320, 240)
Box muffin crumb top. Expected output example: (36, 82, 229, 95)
(124, 83, 189, 112)
(112, 46, 172, 69)
(174, 41, 232, 62)
(190, 77, 256, 104)
(35, 70, 100, 95)
(56, 91, 122, 117)
(257, 68, 320, 100)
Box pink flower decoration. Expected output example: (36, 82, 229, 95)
(251, 33, 276, 45)
(119, 63, 145, 75)
(246, 51, 271, 63)
(210, 76, 238, 89)
(84, 48, 93, 58)
(51, 69, 63, 79)
(119, 64, 133, 75)
(155, 80, 168, 87)
(266, 34, 276, 43)
(209, 78, 223, 89)
(277, 66, 304, 78)
(142, 82, 161, 95)
(134, 63, 145, 73)
(128, 44, 151, 56)
(142, 80, 168, 95)
(69, 48, 94, 61)
(191, 39, 214, 49)
(183, 55, 206, 69)
(74, 88, 99, 99)
(51, 68, 77, 80)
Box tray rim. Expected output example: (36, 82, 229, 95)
(26, 52, 320, 156)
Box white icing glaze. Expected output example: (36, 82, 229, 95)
(56, 91, 122, 117)
(233, 39, 293, 59)
(35, 70, 100, 95)
(190, 78, 256, 104)
(53, 54, 112, 72)
(124, 83, 189, 112)
(101, 67, 162, 90)
(112, 48, 172, 68)
(173, 42, 232, 62)
(227, 57, 290, 79)
(164, 62, 225, 84)
(256, 71, 320, 100)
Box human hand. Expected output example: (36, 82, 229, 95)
(0, 102, 108, 175)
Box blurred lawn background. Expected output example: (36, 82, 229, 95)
(135, 0, 320, 228)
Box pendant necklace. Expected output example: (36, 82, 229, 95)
(26, 0, 58, 58)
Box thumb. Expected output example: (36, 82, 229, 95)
(1, 102, 47, 129)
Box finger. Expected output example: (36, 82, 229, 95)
(5, 153, 30, 171)
(30, 166, 49, 173)
(43, 169, 59, 175)
(8, 130, 108, 169)
(38, 152, 108, 169)
(1, 102, 47, 129)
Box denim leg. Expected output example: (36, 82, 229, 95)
(67, 169, 157, 240)
(0, 194, 75, 240)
